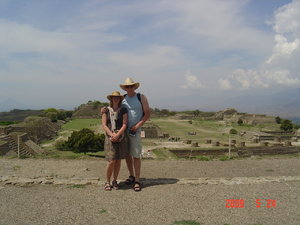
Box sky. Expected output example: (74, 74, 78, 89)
(0, 0, 300, 116)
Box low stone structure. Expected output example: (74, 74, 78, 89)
(141, 122, 161, 138)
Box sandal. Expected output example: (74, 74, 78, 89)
(125, 175, 135, 185)
(133, 181, 142, 192)
(104, 182, 112, 191)
(112, 180, 119, 190)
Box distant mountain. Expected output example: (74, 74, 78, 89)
(0, 109, 44, 121)
(0, 98, 27, 112)
(155, 88, 300, 117)
(289, 117, 300, 124)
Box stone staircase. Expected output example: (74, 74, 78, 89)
(0, 135, 32, 157)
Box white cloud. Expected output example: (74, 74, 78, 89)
(181, 70, 204, 89)
(266, 34, 300, 64)
(265, 70, 300, 87)
(218, 79, 233, 90)
(272, 0, 300, 35)
(229, 69, 269, 89)
(267, 0, 300, 65)
(222, 0, 300, 91)
(225, 68, 300, 90)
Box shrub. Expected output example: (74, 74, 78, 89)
(46, 112, 58, 122)
(55, 140, 66, 150)
(237, 118, 243, 125)
(219, 155, 230, 161)
(230, 128, 238, 135)
(63, 128, 105, 154)
(280, 119, 293, 131)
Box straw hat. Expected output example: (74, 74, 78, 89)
(107, 91, 124, 101)
(120, 77, 140, 91)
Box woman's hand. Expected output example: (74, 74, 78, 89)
(110, 133, 120, 142)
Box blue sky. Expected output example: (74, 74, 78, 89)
(0, 0, 300, 116)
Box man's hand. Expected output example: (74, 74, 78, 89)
(130, 125, 138, 133)
(100, 107, 108, 114)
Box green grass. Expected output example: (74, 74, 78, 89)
(13, 165, 22, 170)
(172, 220, 203, 225)
(67, 184, 86, 188)
(152, 117, 281, 144)
(99, 209, 107, 214)
(152, 148, 179, 160)
(195, 155, 210, 161)
(36, 117, 286, 160)
(34, 149, 105, 159)
(219, 155, 230, 161)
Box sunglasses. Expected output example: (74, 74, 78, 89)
(125, 85, 134, 88)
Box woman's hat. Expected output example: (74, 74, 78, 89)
(107, 91, 124, 101)
(120, 77, 140, 91)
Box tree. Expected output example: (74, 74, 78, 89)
(193, 110, 200, 117)
(275, 116, 282, 124)
(280, 119, 293, 131)
(237, 118, 243, 126)
(64, 128, 105, 154)
(46, 112, 58, 122)
(44, 108, 58, 113)
(56, 110, 67, 120)
(65, 111, 73, 118)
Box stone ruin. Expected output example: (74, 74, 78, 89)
(0, 132, 43, 157)
(141, 122, 161, 138)
(0, 117, 62, 157)
(214, 108, 275, 125)
(214, 108, 238, 120)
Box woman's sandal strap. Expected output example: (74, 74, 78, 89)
(133, 181, 142, 191)
(104, 182, 112, 191)
(112, 180, 119, 189)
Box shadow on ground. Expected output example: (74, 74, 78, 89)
(117, 178, 179, 190)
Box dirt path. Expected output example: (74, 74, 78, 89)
(1, 157, 300, 225)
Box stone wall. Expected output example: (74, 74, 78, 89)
(0, 141, 9, 156)
(141, 126, 159, 138)
(0, 126, 26, 135)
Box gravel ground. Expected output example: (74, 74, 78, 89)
(0, 157, 300, 225)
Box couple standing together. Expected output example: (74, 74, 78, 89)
(102, 78, 150, 192)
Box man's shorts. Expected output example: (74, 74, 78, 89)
(127, 130, 142, 158)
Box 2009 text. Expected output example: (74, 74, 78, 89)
(226, 199, 277, 208)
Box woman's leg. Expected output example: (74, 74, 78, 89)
(113, 159, 121, 181)
(106, 160, 115, 183)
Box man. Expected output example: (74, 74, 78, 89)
(120, 77, 150, 191)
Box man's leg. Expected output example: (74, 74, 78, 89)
(125, 155, 134, 177)
(133, 157, 141, 182)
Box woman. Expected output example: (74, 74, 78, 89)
(102, 91, 128, 191)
